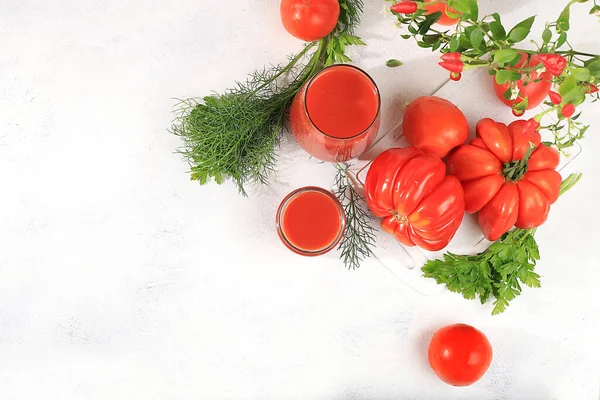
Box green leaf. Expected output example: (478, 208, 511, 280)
(542, 28, 552, 44)
(214, 172, 224, 185)
(467, 0, 479, 21)
(445, 9, 460, 19)
(400, 34, 411, 39)
(495, 69, 521, 84)
(572, 67, 591, 81)
(408, 24, 418, 34)
(559, 75, 578, 95)
(450, 0, 478, 21)
(585, 58, 600, 79)
(459, 33, 471, 49)
(386, 59, 403, 68)
(503, 87, 513, 100)
(562, 86, 586, 105)
(507, 16, 535, 43)
(490, 21, 506, 41)
(556, 32, 567, 49)
(449, 36, 460, 52)
(557, 5, 571, 32)
(493, 49, 519, 65)
(416, 40, 429, 48)
(591, 5, 600, 14)
(470, 29, 484, 49)
(450, 0, 471, 13)
(492, 296, 509, 315)
(423, 34, 442, 44)
(419, 12, 441, 34)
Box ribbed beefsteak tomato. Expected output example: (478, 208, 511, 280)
(365, 147, 465, 251)
(447, 118, 562, 241)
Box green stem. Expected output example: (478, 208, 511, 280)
(534, 106, 558, 122)
(559, 173, 583, 196)
(250, 41, 318, 95)
(555, 50, 598, 58)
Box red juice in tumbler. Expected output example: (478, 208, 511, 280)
(276, 187, 346, 256)
(290, 64, 380, 162)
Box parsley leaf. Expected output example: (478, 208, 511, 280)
(422, 229, 541, 315)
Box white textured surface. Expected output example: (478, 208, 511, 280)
(1, 0, 599, 399)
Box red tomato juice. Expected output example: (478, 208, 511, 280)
(306, 66, 379, 138)
(290, 65, 380, 162)
(277, 188, 345, 255)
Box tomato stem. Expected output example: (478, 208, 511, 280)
(502, 145, 536, 182)
(390, 210, 409, 225)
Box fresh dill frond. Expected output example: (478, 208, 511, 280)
(171, 43, 321, 195)
(333, 163, 377, 269)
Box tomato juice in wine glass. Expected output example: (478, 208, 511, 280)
(276, 187, 346, 256)
(290, 64, 381, 162)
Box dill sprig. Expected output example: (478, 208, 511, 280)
(172, 0, 365, 195)
(333, 163, 377, 269)
(172, 43, 322, 195)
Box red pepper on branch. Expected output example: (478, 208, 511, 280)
(548, 91, 563, 105)
(439, 53, 464, 73)
(587, 84, 599, 94)
(390, 1, 419, 15)
(439, 52, 464, 80)
(535, 54, 567, 76)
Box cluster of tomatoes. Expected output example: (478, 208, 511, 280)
(365, 96, 562, 250)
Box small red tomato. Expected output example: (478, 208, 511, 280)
(423, 0, 460, 26)
(428, 324, 493, 387)
(280, 0, 340, 42)
(403, 96, 469, 159)
(493, 53, 552, 111)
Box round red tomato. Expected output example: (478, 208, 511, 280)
(280, 0, 340, 42)
(424, 0, 460, 26)
(447, 118, 562, 241)
(493, 53, 552, 112)
(364, 147, 465, 251)
(428, 324, 493, 387)
(403, 96, 469, 159)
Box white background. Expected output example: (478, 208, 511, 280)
(1, 0, 599, 399)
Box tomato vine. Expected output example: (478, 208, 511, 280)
(388, 0, 600, 152)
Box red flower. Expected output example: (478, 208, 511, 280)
(548, 91, 562, 105)
(561, 103, 575, 118)
(535, 54, 567, 76)
(390, 1, 418, 14)
(587, 84, 599, 94)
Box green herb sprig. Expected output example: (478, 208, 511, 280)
(422, 173, 582, 315)
(333, 163, 377, 269)
(172, 0, 365, 195)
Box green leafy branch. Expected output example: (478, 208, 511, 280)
(389, 0, 599, 151)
